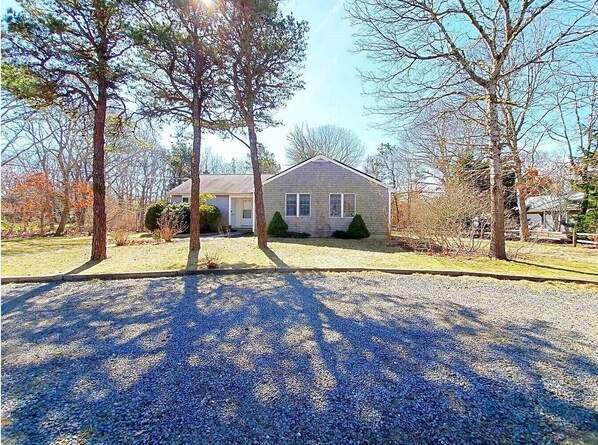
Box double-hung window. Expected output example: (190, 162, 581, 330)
(286, 193, 310, 217)
(329, 193, 356, 218)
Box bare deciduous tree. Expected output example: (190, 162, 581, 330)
(286, 123, 366, 167)
(547, 60, 598, 222)
(347, 0, 597, 259)
(500, 61, 553, 241)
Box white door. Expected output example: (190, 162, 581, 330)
(241, 199, 252, 226)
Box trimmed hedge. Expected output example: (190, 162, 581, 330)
(267, 211, 288, 237)
(145, 201, 167, 231)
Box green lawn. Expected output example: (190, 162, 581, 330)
(1, 234, 597, 283)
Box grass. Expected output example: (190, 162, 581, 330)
(1, 234, 597, 284)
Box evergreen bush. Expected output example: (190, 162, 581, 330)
(267, 211, 288, 237)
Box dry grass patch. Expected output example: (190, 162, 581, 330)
(1, 235, 596, 284)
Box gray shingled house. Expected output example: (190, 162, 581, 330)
(167, 155, 394, 238)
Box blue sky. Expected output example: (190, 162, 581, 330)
(207, 0, 388, 167)
(2, 0, 389, 168)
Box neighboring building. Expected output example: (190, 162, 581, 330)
(166, 155, 395, 237)
(525, 192, 584, 232)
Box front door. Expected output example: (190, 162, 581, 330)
(241, 199, 252, 227)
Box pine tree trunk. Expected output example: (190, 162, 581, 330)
(189, 95, 202, 252)
(91, 78, 108, 261)
(248, 124, 267, 249)
(487, 84, 507, 260)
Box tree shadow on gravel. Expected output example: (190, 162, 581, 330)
(1, 274, 597, 444)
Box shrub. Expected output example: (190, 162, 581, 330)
(347, 214, 370, 239)
(161, 203, 190, 233)
(158, 203, 221, 234)
(199, 204, 221, 232)
(267, 211, 288, 237)
(400, 180, 489, 254)
(332, 230, 352, 239)
(112, 230, 130, 246)
(285, 231, 311, 238)
(201, 250, 222, 269)
(145, 201, 167, 231)
(158, 212, 186, 242)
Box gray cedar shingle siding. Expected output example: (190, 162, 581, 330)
(263, 158, 389, 237)
(208, 195, 230, 226)
(168, 194, 229, 225)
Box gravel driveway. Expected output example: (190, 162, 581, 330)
(2, 273, 597, 444)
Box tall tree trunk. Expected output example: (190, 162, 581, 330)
(248, 122, 267, 249)
(487, 84, 507, 260)
(512, 155, 530, 241)
(189, 95, 202, 252)
(91, 78, 108, 260)
(55, 195, 70, 237)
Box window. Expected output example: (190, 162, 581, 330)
(286, 194, 297, 216)
(299, 194, 310, 216)
(182, 197, 190, 203)
(330, 193, 356, 218)
(343, 194, 355, 217)
(242, 209, 251, 219)
(330, 194, 342, 217)
(285, 193, 310, 217)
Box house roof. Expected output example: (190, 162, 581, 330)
(263, 155, 396, 191)
(168, 174, 274, 195)
(525, 192, 584, 212)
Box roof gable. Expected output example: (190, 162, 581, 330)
(263, 155, 395, 190)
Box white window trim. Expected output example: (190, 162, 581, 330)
(285, 193, 311, 217)
(329, 193, 356, 218)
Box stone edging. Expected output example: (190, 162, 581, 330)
(2, 267, 597, 285)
